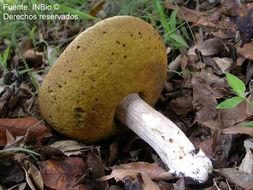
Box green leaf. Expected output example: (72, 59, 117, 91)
(19, 68, 33, 75)
(169, 33, 189, 47)
(0, 147, 40, 156)
(59, 5, 99, 20)
(216, 96, 246, 109)
(226, 72, 246, 95)
(0, 54, 3, 63)
(169, 8, 178, 30)
(242, 121, 253, 128)
(175, 71, 196, 75)
(3, 45, 11, 63)
(153, 0, 171, 33)
(30, 26, 37, 37)
(180, 26, 189, 39)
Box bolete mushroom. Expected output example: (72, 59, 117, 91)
(38, 16, 212, 183)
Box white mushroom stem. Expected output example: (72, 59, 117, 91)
(115, 93, 213, 183)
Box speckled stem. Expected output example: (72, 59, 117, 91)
(115, 93, 213, 183)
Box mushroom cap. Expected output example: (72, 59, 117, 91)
(38, 16, 167, 143)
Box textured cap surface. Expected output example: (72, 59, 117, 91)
(38, 16, 167, 143)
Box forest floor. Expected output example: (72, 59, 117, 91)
(1, 0, 253, 189)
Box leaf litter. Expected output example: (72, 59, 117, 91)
(2, 0, 253, 189)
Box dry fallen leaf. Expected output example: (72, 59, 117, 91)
(164, 3, 207, 23)
(89, 1, 105, 18)
(99, 169, 160, 190)
(218, 100, 253, 128)
(50, 140, 89, 157)
(0, 161, 24, 185)
(0, 77, 32, 118)
(222, 124, 253, 136)
(212, 57, 233, 75)
(236, 3, 253, 47)
(236, 43, 253, 61)
(108, 141, 119, 164)
(39, 157, 89, 190)
(215, 168, 253, 189)
(22, 49, 43, 68)
(38, 146, 65, 160)
(193, 0, 238, 31)
(19, 39, 33, 53)
(191, 75, 218, 124)
(188, 38, 226, 56)
(86, 152, 109, 190)
(26, 161, 43, 190)
(169, 96, 193, 117)
(246, 62, 253, 84)
(239, 138, 253, 174)
(0, 117, 52, 146)
(112, 162, 173, 180)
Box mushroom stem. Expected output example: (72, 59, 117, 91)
(115, 93, 213, 183)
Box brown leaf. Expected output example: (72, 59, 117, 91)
(236, 43, 253, 60)
(39, 157, 89, 190)
(174, 178, 186, 190)
(239, 138, 253, 174)
(215, 168, 253, 189)
(26, 161, 43, 190)
(196, 17, 236, 31)
(199, 139, 213, 158)
(236, 56, 246, 66)
(246, 62, 253, 84)
(22, 160, 43, 190)
(236, 3, 253, 47)
(222, 123, 253, 136)
(5, 128, 15, 146)
(202, 120, 223, 131)
(86, 152, 108, 189)
(193, 3, 237, 30)
(218, 100, 252, 128)
(212, 57, 233, 75)
(164, 3, 207, 23)
(90, 1, 105, 18)
(0, 117, 52, 146)
(50, 140, 89, 157)
(191, 75, 218, 124)
(209, 28, 236, 39)
(108, 141, 119, 164)
(196, 7, 224, 24)
(169, 96, 193, 117)
(0, 79, 32, 118)
(99, 169, 160, 190)
(22, 49, 43, 68)
(38, 146, 65, 160)
(157, 182, 174, 190)
(188, 38, 226, 56)
(108, 185, 122, 190)
(0, 161, 24, 185)
(112, 162, 173, 180)
(20, 39, 33, 53)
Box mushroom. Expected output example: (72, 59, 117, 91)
(38, 16, 212, 183)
